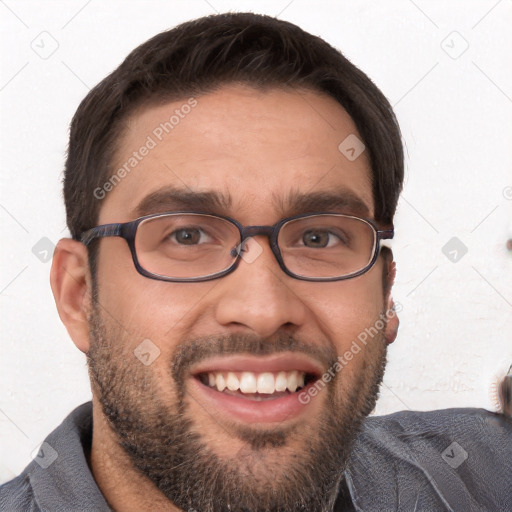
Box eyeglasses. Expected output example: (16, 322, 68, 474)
(80, 212, 393, 282)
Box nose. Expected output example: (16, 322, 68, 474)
(213, 236, 307, 338)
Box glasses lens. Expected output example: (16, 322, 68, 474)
(278, 215, 376, 279)
(135, 214, 240, 279)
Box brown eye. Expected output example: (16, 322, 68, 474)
(173, 228, 202, 245)
(302, 230, 330, 248)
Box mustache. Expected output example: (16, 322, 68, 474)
(171, 332, 338, 386)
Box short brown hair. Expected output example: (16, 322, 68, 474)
(64, 12, 403, 243)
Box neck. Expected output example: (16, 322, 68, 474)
(89, 398, 182, 512)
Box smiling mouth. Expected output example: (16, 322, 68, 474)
(188, 354, 326, 422)
(195, 370, 318, 400)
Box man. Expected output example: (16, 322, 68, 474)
(1, 12, 510, 512)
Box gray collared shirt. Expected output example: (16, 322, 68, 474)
(1, 402, 511, 511)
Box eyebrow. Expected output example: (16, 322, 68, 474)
(278, 189, 371, 218)
(132, 186, 370, 219)
(133, 187, 233, 218)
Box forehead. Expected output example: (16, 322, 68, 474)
(99, 85, 374, 224)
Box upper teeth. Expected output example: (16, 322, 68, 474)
(206, 371, 306, 394)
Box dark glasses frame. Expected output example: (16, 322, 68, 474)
(79, 211, 394, 283)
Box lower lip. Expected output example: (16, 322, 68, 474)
(189, 378, 318, 424)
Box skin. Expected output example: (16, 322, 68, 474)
(50, 85, 399, 511)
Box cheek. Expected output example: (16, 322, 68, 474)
(302, 266, 386, 384)
(95, 239, 210, 349)
(310, 270, 384, 339)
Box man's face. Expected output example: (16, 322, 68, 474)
(87, 85, 391, 511)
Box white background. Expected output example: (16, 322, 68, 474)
(1, 0, 511, 483)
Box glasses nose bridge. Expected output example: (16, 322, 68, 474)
(240, 225, 275, 241)
(239, 224, 280, 258)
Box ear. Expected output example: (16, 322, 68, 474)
(50, 238, 92, 353)
(381, 248, 399, 345)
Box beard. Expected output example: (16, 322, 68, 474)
(86, 295, 388, 512)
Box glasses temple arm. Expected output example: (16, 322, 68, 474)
(377, 228, 394, 240)
(80, 224, 123, 246)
